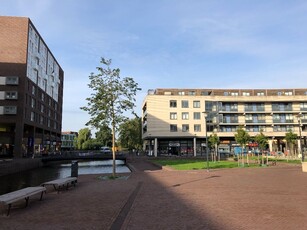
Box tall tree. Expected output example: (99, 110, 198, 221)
(118, 117, 142, 152)
(76, 128, 92, 150)
(208, 133, 220, 162)
(95, 125, 112, 147)
(81, 58, 141, 177)
(285, 130, 298, 159)
(254, 131, 268, 165)
(235, 127, 251, 166)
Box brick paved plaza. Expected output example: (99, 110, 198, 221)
(1, 158, 307, 230)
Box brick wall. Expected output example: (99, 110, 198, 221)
(0, 16, 29, 64)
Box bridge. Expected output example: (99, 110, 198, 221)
(41, 152, 127, 164)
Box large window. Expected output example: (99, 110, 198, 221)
(181, 100, 189, 108)
(300, 103, 307, 110)
(182, 124, 189, 132)
(170, 112, 177, 120)
(170, 124, 178, 132)
(193, 100, 200, 108)
(170, 100, 177, 108)
(194, 124, 201, 132)
(182, 112, 189, 120)
(193, 112, 201, 120)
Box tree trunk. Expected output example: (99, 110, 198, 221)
(112, 121, 116, 178)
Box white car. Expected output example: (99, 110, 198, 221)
(100, 147, 111, 154)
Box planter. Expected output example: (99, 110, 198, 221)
(302, 162, 307, 172)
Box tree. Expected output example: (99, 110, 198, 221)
(234, 127, 251, 166)
(95, 125, 112, 147)
(254, 131, 268, 165)
(76, 128, 92, 150)
(285, 130, 298, 159)
(118, 117, 142, 152)
(208, 133, 220, 162)
(81, 58, 141, 177)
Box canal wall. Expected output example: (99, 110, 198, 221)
(0, 158, 42, 176)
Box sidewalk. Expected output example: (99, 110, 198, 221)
(1, 157, 307, 229)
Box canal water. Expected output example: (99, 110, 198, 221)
(0, 160, 130, 195)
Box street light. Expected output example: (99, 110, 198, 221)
(202, 111, 209, 172)
(296, 114, 303, 162)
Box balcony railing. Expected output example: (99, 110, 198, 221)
(244, 107, 265, 112)
(272, 106, 293, 111)
(273, 119, 294, 123)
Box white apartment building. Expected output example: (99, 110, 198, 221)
(142, 88, 307, 157)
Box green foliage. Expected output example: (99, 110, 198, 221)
(234, 127, 251, 148)
(95, 125, 112, 147)
(80, 57, 141, 176)
(208, 133, 220, 148)
(80, 58, 141, 130)
(76, 128, 92, 150)
(118, 117, 142, 151)
(285, 130, 298, 144)
(254, 132, 268, 150)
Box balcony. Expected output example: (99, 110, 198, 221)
(245, 120, 266, 124)
(271, 106, 293, 112)
(273, 119, 294, 123)
(244, 107, 265, 112)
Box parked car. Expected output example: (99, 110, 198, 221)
(100, 147, 111, 154)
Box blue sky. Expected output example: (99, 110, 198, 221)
(2, 0, 307, 132)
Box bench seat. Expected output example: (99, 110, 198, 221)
(41, 177, 77, 192)
(0, 186, 46, 215)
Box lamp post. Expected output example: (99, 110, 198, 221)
(203, 112, 209, 172)
(296, 114, 303, 162)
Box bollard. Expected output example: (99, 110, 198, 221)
(71, 160, 78, 177)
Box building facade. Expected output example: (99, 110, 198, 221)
(0, 16, 64, 157)
(61, 131, 78, 151)
(142, 88, 307, 157)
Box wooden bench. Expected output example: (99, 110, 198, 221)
(0, 186, 46, 216)
(41, 177, 77, 193)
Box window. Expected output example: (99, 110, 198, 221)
(40, 116, 44, 125)
(31, 98, 35, 108)
(285, 91, 293, 96)
(30, 112, 35, 121)
(170, 100, 177, 108)
(32, 85, 36, 95)
(181, 100, 189, 108)
(182, 124, 189, 132)
(182, 112, 189, 120)
(4, 106, 17, 115)
(194, 124, 201, 132)
(6, 76, 19, 85)
(170, 112, 177, 120)
(5, 91, 18, 99)
(170, 124, 178, 132)
(41, 104, 44, 113)
(242, 92, 250, 96)
(188, 91, 195, 96)
(300, 103, 307, 110)
(193, 101, 200, 108)
(178, 91, 185, 95)
(193, 112, 201, 120)
(257, 92, 264, 96)
(41, 93, 44, 101)
(245, 114, 252, 121)
(231, 92, 239, 96)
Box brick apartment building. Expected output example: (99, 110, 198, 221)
(142, 88, 307, 157)
(0, 16, 64, 157)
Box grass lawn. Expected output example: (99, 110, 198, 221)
(151, 157, 302, 170)
(151, 159, 254, 170)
